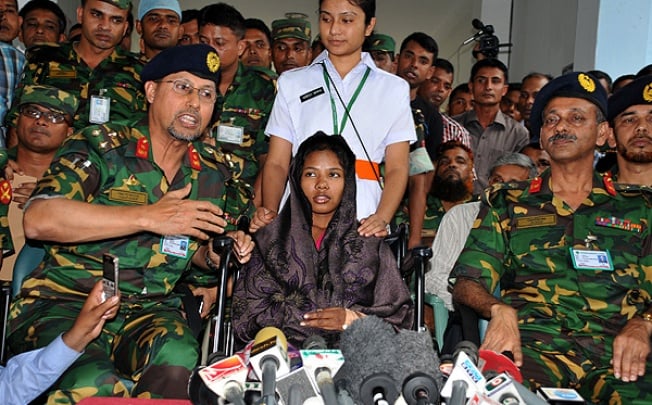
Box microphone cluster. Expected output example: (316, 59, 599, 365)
(188, 321, 582, 405)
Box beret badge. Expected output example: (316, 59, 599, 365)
(578, 73, 596, 93)
(207, 52, 220, 73)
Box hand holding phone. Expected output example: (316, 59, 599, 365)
(102, 253, 119, 302)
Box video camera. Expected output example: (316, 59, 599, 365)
(463, 18, 501, 59)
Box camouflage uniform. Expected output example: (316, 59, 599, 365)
(451, 171, 652, 404)
(7, 119, 252, 402)
(0, 85, 79, 266)
(0, 149, 11, 255)
(210, 62, 275, 190)
(5, 41, 146, 133)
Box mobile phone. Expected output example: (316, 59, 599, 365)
(102, 253, 119, 301)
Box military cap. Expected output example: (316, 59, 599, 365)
(607, 76, 652, 122)
(138, 0, 181, 20)
(367, 33, 395, 53)
(99, 0, 131, 10)
(271, 18, 311, 42)
(18, 85, 79, 119)
(142, 44, 221, 85)
(530, 72, 608, 137)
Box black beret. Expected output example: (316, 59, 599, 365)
(142, 44, 221, 85)
(608, 76, 652, 122)
(529, 72, 608, 138)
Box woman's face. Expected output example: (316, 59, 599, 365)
(300, 149, 346, 219)
(319, 0, 375, 59)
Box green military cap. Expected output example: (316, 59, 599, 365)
(18, 85, 79, 119)
(367, 33, 395, 53)
(272, 18, 311, 42)
(99, 0, 131, 10)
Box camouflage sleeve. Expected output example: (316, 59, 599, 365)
(450, 194, 507, 294)
(0, 194, 12, 254)
(250, 75, 276, 158)
(30, 131, 103, 203)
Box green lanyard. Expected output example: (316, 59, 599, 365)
(322, 65, 371, 135)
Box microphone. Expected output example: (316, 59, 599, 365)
(188, 354, 248, 405)
(300, 335, 344, 405)
(393, 329, 442, 405)
(484, 372, 547, 405)
(249, 327, 291, 405)
(335, 316, 401, 405)
(472, 18, 485, 30)
(440, 341, 485, 403)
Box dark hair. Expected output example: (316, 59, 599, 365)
(198, 3, 245, 39)
(521, 72, 553, 83)
(399, 32, 438, 63)
(244, 18, 272, 46)
(450, 83, 471, 99)
(587, 69, 612, 91)
(507, 82, 521, 92)
(181, 9, 199, 24)
(125, 9, 134, 35)
(435, 140, 474, 163)
(612, 74, 636, 93)
(20, 0, 67, 35)
(433, 58, 454, 75)
(319, 0, 375, 25)
(293, 132, 355, 182)
(470, 58, 508, 83)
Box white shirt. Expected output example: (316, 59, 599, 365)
(425, 201, 481, 310)
(265, 50, 417, 219)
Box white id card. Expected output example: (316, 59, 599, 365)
(569, 248, 614, 271)
(215, 124, 244, 145)
(161, 235, 190, 258)
(89, 95, 111, 124)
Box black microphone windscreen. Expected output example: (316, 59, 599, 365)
(394, 329, 442, 405)
(453, 340, 479, 365)
(334, 316, 400, 403)
(472, 18, 484, 30)
(303, 334, 328, 351)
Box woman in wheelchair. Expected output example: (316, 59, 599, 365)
(232, 133, 413, 348)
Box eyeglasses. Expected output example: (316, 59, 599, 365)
(158, 79, 217, 104)
(19, 105, 68, 124)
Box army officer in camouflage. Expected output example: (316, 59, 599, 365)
(451, 73, 652, 404)
(4, 0, 146, 146)
(8, 44, 255, 403)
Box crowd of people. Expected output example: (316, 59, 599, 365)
(0, 0, 650, 404)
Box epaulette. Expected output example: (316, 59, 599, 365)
(482, 179, 528, 206)
(615, 183, 652, 207)
(245, 65, 278, 82)
(70, 123, 131, 156)
(25, 43, 67, 64)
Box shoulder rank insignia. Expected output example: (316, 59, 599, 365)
(135, 137, 149, 159)
(188, 144, 201, 170)
(0, 180, 12, 205)
(603, 174, 616, 196)
(529, 177, 542, 193)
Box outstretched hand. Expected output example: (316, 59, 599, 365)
(147, 183, 227, 240)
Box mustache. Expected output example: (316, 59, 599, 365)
(548, 133, 577, 143)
